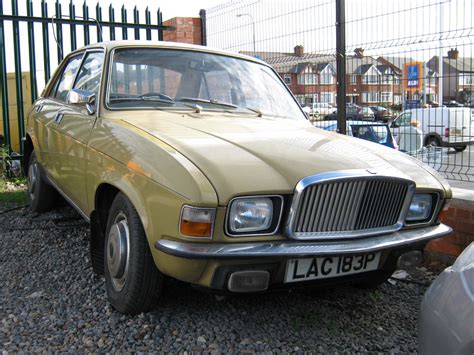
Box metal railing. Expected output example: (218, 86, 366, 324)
(0, 0, 170, 157)
(201, 0, 474, 183)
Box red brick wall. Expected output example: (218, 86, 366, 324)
(163, 17, 202, 45)
(425, 199, 474, 258)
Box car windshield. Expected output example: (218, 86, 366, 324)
(107, 48, 305, 120)
(351, 124, 389, 144)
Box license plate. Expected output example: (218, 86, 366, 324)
(285, 253, 381, 283)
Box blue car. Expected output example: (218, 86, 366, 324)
(313, 120, 398, 149)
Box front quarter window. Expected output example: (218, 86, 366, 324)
(107, 48, 305, 120)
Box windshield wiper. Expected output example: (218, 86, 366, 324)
(141, 93, 175, 104)
(109, 96, 175, 105)
(246, 107, 263, 117)
(178, 97, 238, 108)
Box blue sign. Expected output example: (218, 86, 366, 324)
(404, 62, 423, 90)
(404, 99, 422, 110)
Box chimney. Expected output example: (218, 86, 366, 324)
(294, 45, 304, 57)
(447, 48, 459, 60)
(354, 48, 364, 58)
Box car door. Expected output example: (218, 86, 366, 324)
(48, 51, 105, 213)
(32, 54, 83, 175)
(390, 111, 412, 142)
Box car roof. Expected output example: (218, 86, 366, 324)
(71, 40, 267, 66)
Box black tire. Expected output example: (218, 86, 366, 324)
(354, 269, 394, 289)
(454, 145, 467, 152)
(425, 136, 442, 148)
(104, 192, 163, 314)
(27, 151, 57, 213)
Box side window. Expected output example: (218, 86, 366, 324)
(73, 52, 105, 97)
(53, 55, 83, 101)
(396, 112, 412, 126)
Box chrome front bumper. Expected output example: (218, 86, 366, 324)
(155, 223, 451, 259)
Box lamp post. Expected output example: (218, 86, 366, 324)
(236, 13, 256, 54)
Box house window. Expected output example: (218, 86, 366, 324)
(320, 92, 334, 103)
(362, 92, 380, 103)
(393, 76, 400, 84)
(284, 74, 292, 85)
(351, 75, 357, 84)
(393, 95, 402, 104)
(363, 74, 379, 84)
(297, 73, 317, 85)
(459, 73, 474, 85)
(320, 72, 334, 84)
(381, 75, 392, 84)
(381, 92, 392, 102)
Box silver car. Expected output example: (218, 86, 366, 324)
(418, 243, 474, 355)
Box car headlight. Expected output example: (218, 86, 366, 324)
(406, 194, 433, 222)
(227, 196, 283, 235)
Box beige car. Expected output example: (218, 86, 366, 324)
(25, 41, 452, 314)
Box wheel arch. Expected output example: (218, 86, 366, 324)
(89, 181, 151, 275)
(423, 132, 443, 146)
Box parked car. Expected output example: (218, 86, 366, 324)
(443, 100, 464, 107)
(370, 106, 394, 122)
(360, 106, 375, 120)
(418, 243, 474, 355)
(313, 120, 397, 149)
(390, 107, 474, 152)
(25, 41, 452, 314)
(309, 102, 334, 116)
(324, 104, 373, 120)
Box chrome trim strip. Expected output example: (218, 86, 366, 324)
(155, 223, 452, 259)
(285, 169, 416, 240)
(44, 174, 90, 223)
(224, 195, 284, 237)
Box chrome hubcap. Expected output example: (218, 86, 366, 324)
(28, 162, 39, 200)
(106, 212, 130, 292)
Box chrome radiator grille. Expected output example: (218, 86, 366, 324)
(291, 177, 412, 239)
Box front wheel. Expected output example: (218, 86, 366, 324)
(454, 145, 467, 152)
(104, 192, 163, 314)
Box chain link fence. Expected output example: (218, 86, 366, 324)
(201, 0, 474, 183)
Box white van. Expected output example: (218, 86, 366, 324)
(391, 107, 474, 152)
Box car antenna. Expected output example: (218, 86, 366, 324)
(51, 14, 103, 58)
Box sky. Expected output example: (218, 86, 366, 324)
(1, 0, 472, 93)
(159, 0, 224, 20)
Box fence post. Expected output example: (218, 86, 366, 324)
(335, 0, 346, 135)
(12, 0, 25, 154)
(199, 9, 207, 46)
(0, 0, 11, 152)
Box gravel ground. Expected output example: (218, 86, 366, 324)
(0, 201, 442, 353)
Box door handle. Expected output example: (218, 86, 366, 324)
(53, 112, 64, 124)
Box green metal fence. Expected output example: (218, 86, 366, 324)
(0, 0, 170, 157)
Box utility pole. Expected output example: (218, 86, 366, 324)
(336, 0, 346, 134)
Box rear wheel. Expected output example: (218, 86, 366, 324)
(104, 192, 163, 314)
(425, 136, 442, 148)
(27, 151, 57, 213)
(454, 145, 467, 152)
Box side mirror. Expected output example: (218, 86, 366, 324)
(67, 89, 96, 115)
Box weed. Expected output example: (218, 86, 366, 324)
(368, 289, 384, 302)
